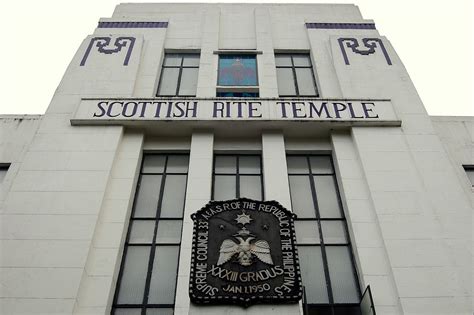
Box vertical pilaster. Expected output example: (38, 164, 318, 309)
(196, 8, 220, 98)
(331, 131, 402, 314)
(261, 131, 301, 315)
(262, 132, 291, 208)
(175, 131, 214, 315)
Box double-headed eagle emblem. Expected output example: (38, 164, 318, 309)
(217, 211, 273, 267)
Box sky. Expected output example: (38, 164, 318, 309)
(1, 0, 472, 116)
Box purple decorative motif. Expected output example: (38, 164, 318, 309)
(306, 23, 376, 30)
(338, 38, 392, 65)
(80, 36, 136, 66)
(98, 21, 168, 28)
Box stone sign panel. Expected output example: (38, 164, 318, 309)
(71, 98, 400, 125)
(189, 198, 302, 306)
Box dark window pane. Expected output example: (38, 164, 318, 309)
(286, 156, 309, 174)
(0, 166, 9, 183)
(276, 68, 296, 95)
(275, 55, 292, 66)
(326, 246, 360, 303)
(214, 175, 236, 200)
(295, 221, 320, 244)
(239, 156, 260, 174)
(115, 309, 142, 315)
(142, 155, 166, 173)
(334, 305, 362, 315)
(321, 221, 347, 244)
(160, 175, 187, 218)
(182, 54, 200, 66)
(147, 309, 174, 315)
(240, 176, 262, 200)
(178, 68, 198, 96)
(313, 176, 342, 218)
(306, 305, 332, 315)
(156, 220, 182, 244)
(129, 220, 155, 244)
(166, 155, 189, 173)
(157, 68, 179, 95)
(464, 168, 474, 185)
(117, 247, 150, 304)
(295, 68, 317, 96)
(309, 156, 333, 174)
(134, 175, 162, 218)
(148, 246, 179, 304)
(216, 92, 259, 97)
(360, 287, 376, 315)
(292, 54, 311, 66)
(215, 156, 236, 174)
(298, 246, 329, 303)
(289, 176, 316, 218)
(163, 54, 182, 66)
(218, 55, 257, 86)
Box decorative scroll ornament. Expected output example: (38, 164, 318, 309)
(189, 198, 302, 306)
(80, 36, 136, 66)
(338, 37, 392, 66)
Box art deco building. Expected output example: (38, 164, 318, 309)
(0, 3, 472, 315)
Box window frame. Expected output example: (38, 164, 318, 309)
(211, 154, 264, 201)
(156, 53, 200, 97)
(287, 154, 361, 310)
(112, 153, 189, 314)
(275, 53, 319, 97)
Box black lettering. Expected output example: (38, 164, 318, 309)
(347, 102, 364, 118)
(93, 101, 107, 117)
(309, 102, 332, 118)
(333, 102, 348, 119)
(138, 101, 150, 118)
(154, 101, 166, 117)
(213, 101, 225, 118)
(187, 101, 198, 118)
(166, 101, 173, 118)
(248, 101, 262, 118)
(174, 101, 186, 118)
(362, 102, 379, 118)
(292, 101, 307, 118)
(107, 101, 123, 117)
(122, 102, 138, 118)
(277, 101, 290, 118)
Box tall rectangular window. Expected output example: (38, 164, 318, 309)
(275, 54, 318, 97)
(212, 154, 263, 201)
(287, 155, 360, 314)
(112, 154, 189, 314)
(156, 53, 200, 96)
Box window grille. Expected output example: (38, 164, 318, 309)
(112, 154, 189, 314)
(275, 54, 318, 97)
(156, 54, 200, 96)
(287, 154, 361, 314)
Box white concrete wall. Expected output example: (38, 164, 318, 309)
(328, 32, 472, 313)
(0, 3, 472, 315)
(0, 115, 41, 203)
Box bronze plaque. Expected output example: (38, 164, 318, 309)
(189, 198, 302, 306)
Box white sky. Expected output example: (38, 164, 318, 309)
(1, 0, 472, 116)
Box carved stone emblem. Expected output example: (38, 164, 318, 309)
(189, 198, 302, 306)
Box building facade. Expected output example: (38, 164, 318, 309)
(0, 3, 472, 315)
